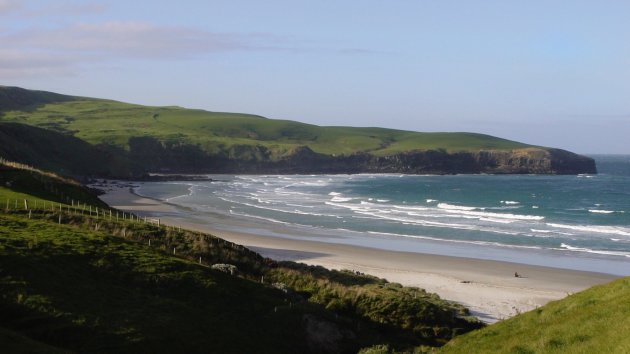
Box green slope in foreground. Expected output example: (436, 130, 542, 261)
(440, 277, 630, 354)
(0, 162, 481, 353)
(1, 85, 598, 176)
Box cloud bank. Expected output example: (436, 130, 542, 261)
(1, 10, 287, 79)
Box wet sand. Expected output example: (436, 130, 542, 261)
(98, 183, 618, 323)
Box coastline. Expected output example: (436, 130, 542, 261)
(98, 183, 618, 323)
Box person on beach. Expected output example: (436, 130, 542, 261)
(514, 272, 520, 278)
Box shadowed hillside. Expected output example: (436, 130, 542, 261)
(0, 162, 482, 353)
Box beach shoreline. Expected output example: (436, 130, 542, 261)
(97, 182, 618, 323)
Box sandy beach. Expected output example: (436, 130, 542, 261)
(98, 183, 618, 323)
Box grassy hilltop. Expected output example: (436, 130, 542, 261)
(0, 86, 596, 176)
(440, 277, 630, 354)
(0, 86, 528, 156)
(0, 161, 481, 353)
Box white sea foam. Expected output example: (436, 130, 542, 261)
(480, 217, 514, 224)
(286, 203, 315, 209)
(220, 197, 339, 218)
(366, 231, 543, 250)
(228, 210, 292, 225)
(589, 209, 615, 214)
(560, 243, 630, 258)
(530, 228, 574, 236)
(438, 204, 545, 221)
(334, 204, 530, 236)
(531, 229, 551, 233)
(331, 196, 353, 202)
(393, 205, 430, 212)
(437, 203, 478, 211)
(150, 174, 630, 266)
(547, 223, 630, 237)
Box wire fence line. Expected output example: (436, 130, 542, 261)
(1, 197, 163, 227)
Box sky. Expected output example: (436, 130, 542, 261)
(1, 0, 629, 154)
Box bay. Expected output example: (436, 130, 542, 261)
(135, 155, 630, 275)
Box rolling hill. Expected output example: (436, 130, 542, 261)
(0, 161, 482, 353)
(440, 277, 630, 353)
(0, 86, 596, 177)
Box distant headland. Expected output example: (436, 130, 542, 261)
(0, 86, 596, 178)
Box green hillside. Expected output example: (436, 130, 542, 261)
(0, 123, 133, 177)
(0, 86, 596, 176)
(440, 277, 630, 354)
(0, 86, 529, 156)
(0, 162, 481, 353)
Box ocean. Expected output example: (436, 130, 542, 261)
(134, 155, 630, 276)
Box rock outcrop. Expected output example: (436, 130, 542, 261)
(218, 145, 597, 175)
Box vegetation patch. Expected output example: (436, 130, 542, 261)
(440, 277, 630, 353)
(0, 163, 483, 353)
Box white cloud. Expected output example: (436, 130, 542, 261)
(0, 1, 106, 17)
(0, 20, 284, 79)
(0, 0, 21, 15)
(0, 49, 74, 78)
(0, 12, 375, 80)
(0, 22, 281, 59)
(27, 2, 106, 16)
(18, 21, 249, 57)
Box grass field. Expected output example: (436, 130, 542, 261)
(0, 161, 482, 353)
(440, 278, 630, 354)
(0, 86, 532, 159)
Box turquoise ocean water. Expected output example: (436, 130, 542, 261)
(135, 155, 630, 275)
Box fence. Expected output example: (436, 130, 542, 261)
(1, 197, 161, 226)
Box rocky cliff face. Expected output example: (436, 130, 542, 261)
(211, 146, 597, 175)
(0, 126, 595, 177)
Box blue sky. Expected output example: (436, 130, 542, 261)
(1, 0, 629, 153)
